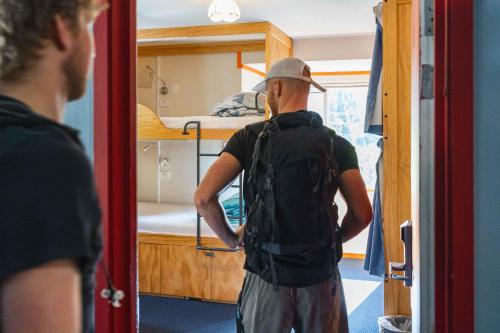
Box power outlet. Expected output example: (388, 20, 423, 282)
(160, 171, 172, 180)
(159, 98, 170, 108)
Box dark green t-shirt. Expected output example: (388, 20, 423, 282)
(221, 111, 359, 287)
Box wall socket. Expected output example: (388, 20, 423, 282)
(159, 98, 170, 108)
(160, 171, 172, 180)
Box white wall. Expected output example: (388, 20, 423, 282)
(155, 51, 264, 117)
(137, 51, 264, 203)
(294, 35, 375, 61)
(157, 140, 225, 204)
(138, 56, 158, 114)
(137, 141, 159, 202)
(137, 56, 159, 202)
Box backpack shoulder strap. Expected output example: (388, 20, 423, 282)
(248, 119, 280, 184)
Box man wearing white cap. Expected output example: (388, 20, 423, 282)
(195, 58, 373, 333)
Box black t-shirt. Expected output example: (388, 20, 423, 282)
(221, 111, 359, 287)
(0, 96, 102, 333)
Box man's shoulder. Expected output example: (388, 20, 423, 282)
(230, 120, 264, 142)
(244, 120, 266, 135)
(1, 125, 92, 182)
(321, 126, 354, 148)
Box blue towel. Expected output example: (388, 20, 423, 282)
(364, 139, 385, 277)
(365, 4, 384, 136)
(221, 193, 245, 225)
(363, 3, 386, 278)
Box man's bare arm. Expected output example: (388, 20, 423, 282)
(337, 169, 373, 243)
(0, 259, 81, 333)
(194, 152, 243, 248)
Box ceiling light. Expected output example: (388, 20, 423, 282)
(208, 0, 241, 23)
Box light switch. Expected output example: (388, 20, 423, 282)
(170, 84, 179, 95)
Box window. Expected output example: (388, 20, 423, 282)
(310, 85, 380, 190)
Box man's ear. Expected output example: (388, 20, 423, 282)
(274, 80, 282, 97)
(52, 14, 74, 52)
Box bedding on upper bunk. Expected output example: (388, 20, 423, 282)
(159, 115, 262, 130)
(211, 92, 266, 117)
(138, 201, 244, 236)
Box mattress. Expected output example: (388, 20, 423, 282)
(159, 116, 263, 130)
(138, 201, 218, 237)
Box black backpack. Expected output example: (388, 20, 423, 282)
(243, 111, 343, 292)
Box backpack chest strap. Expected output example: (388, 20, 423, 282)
(261, 239, 330, 256)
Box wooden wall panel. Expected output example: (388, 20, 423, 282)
(138, 22, 269, 40)
(138, 40, 265, 57)
(265, 24, 293, 118)
(160, 245, 211, 299)
(382, 0, 412, 316)
(138, 233, 232, 248)
(211, 251, 246, 303)
(265, 24, 293, 69)
(138, 234, 244, 303)
(138, 243, 161, 293)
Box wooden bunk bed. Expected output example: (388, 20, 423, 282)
(137, 22, 293, 303)
(137, 103, 257, 141)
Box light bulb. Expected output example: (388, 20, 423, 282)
(224, 6, 240, 22)
(208, 0, 240, 23)
(208, 0, 224, 22)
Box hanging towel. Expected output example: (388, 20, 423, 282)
(364, 3, 386, 277)
(364, 139, 385, 277)
(365, 3, 384, 136)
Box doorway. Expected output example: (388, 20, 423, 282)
(90, 0, 477, 332)
(134, 4, 385, 332)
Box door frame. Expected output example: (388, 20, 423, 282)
(434, 0, 474, 332)
(93, 1, 138, 332)
(91, 0, 476, 332)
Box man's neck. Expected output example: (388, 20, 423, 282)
(277, 102, 308, 115)
(0, 71, 66, 123)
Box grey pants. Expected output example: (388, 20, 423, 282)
(239, 271, 349, 333)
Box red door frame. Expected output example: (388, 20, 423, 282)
(434, 0, 474, 332)
(89, 0, 475, 332)
(93, 1, 138, 332)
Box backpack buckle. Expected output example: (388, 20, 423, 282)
(264, 177, 273, 191)
(266, 119, 280, 132)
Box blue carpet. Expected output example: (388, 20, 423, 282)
(139, 297, 235, 333)
(139, 259, 383, 333)
(348, 284, 383, 333)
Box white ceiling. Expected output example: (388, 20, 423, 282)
(138, 0, 380, 38)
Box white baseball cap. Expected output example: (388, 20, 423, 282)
(252, 58, 326, 93)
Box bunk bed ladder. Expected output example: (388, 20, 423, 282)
(182, 121, 243, 253)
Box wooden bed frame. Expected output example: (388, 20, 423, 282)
(138, 232, 245, 303)
(137, 103, 240, 141)
(138, 21, 292, 119)
(137, 22, 293, 303)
